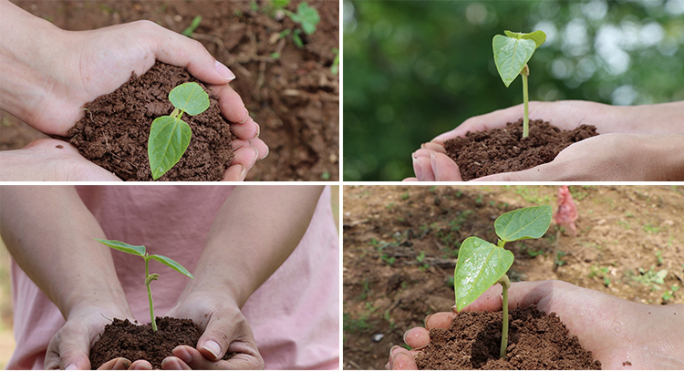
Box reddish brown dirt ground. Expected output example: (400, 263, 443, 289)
(1, 0, 339, 181)
(343, 185, 684, 370)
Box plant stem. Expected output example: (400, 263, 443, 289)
(521, 64, 530, 138)
(498, 274, 511, 359)
(144, 257, 157, 332)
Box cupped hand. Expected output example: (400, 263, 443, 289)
(388, 280, 684, 370)
(159, 289, 264, 370)
(24, 20, 267, 180)
(44, 304, 136, 370)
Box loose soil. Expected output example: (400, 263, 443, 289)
(343, 185, 684, 370)
(63, 62, 233, 181)
(444, 119, 598, 181)
(90, 317, 233, 370)
(415, 306, 601, 370)
(1, 0, 339, 181)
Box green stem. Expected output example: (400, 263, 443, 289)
(145, 257, 157, 332)
(498, 274, 511, 359)
(521, 65, 530, 138)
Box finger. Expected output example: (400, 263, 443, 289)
(209, 84, 250, 124)
(196, 316, 263, 369)
(412, 154, 433, 181)
(129, 360, 153, 370)
(44, 326, 91, 370)
(420, 142, 446, 154)
(388, 346, 418, 370)
(403, 327, 431, 349)
(430, 152, 462, 181)
(161, 355, 192, 370)
(96, 357, 132, 370)
(142, 21, 235, 84)
(232, 138, 268, 159)
(230, 146, 259, 171)
(223, 164, 246, 181)
(425, 312, 457, 329)
(168, 345, 222, 370)
(403, 177, 418, 181)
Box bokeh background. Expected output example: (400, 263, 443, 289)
(343, 0, 684, 181)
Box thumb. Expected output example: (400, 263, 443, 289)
(142, 21, 235, 84)
(196, 311, 263, 369)
(44, 323, 92, 370)
(430, 152, 463, 181)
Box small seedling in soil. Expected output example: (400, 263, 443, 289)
(492, 30, 546, 138)
(453, 205, 552, 358)
(331, 48, 340, 75)
(96, 238, 194, 331)
(148, 82, 209, 180)
(285, 2, 320, 35)
(181, 15, 202, 37)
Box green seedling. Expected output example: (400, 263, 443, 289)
(453, 205, 552, 359)
(96, 239, 193, 332)
(492, 30, 546, 138)
(181, 16, 202, 37)
(285, 2, 320, 35)
(148, 82, 210, 180)
(331, 48, 339, 75)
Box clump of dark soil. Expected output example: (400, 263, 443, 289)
(444, 119, 598, 181)
(63, 62, 234, 181)
(415, 306, 601, 370)
(89, 317, 232, 370)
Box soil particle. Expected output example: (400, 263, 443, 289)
(63, 62, 234, 181)
(444, 119, 598, 181)
(90, 317, 233, 370)
(415, 306, 601, 370)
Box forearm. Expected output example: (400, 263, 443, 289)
(183, 186, 325, 307)
(0, 1, 70, 124)
(0, 186, 130, 318)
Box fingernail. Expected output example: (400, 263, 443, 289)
(402, 330, 410, 345)
(424, 314, 433, 328)
(254, 122, 260, 138)
(162, 357, 182, 370)
(412, 155, 423, 181)
(215, 60, 236, 81)
(389, 345, 401, 356)
(451, 304, 459, 313)
(239, 164, 247, 179)
(239, 108, 250, 124)
(251, 146, 260, 163)
(202, 340, 221, 360)
(65, 364, 78, 370)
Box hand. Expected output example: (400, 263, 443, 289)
(388, 280, 684, 370)
(44, 304, 137, 370)
(158, 289, 264, 370)
(406, 100, 684, 181)
(1, 3, 267, 180)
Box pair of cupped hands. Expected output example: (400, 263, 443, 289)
(8, 21, 267, 181)
(46, 288, 263, 370)
(407, 100, 684, 181)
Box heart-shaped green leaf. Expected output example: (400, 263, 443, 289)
(504, 30, 547, 48)
(148, 254, 194, 279)
(493, 34, 537, 87)
(168, 82, 210, 116)
(96, 238, 146, 257)
(148, 115, 192, 180)
(454, 237, 514, 311)
(495, 205, 553, 243)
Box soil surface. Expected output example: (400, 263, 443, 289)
(343, 185, 684, 370)
(64, 62, 233, 181)
(90, 317, 232, 370)
(1, 0, 339, 181)
(416, 306, 601, 370)
(444, 119, 598, 181)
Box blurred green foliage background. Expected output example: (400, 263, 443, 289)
(343, 0, 684, 181)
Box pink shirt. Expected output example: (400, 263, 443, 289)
(8, 186, 339, 370)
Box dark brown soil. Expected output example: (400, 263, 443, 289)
(444, 119, 598, 181)
(415, 306, 601, 370)
(62, 62, 233, 181)
(90, 317, 232, 370)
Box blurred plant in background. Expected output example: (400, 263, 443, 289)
(343, 0, 684, 181)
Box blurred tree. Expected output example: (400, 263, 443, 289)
(343, 0, 684, 181)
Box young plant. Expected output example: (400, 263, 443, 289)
(453, 205, 552, 359)
(181, 15, 202, 37)
(492, 30, 546, 138)
(148, 82, 210, 180)
(96, 238, 194, 332)
(285, 2, 320, 35)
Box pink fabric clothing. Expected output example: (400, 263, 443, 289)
(8, 186, 339, 370)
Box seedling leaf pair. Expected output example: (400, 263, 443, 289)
(286, 2, 320, 35)
(493, 30, 546, 87)
(453, 205, 552, 311)
(148, 82, 209, 180)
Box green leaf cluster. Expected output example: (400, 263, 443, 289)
(453, 205, 552, 311)
(148, 82, 210, 180)
(286, 2, 320, 35)
(492, 30, 546, 88)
